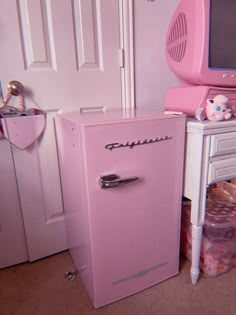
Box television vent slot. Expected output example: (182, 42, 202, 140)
(166, 12, 187, 63)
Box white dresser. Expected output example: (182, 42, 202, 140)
(184, 118, 236, 284)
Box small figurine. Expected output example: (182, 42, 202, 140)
(206, 94, 232, 121)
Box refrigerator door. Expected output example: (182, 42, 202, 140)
(81, 115, 185, 307)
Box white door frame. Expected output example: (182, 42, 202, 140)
(119, 0, 135, 109)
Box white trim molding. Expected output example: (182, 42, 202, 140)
(119, 0, 135, 110)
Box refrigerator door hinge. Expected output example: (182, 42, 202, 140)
(118, 48, 125, 68)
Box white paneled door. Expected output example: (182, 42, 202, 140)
(0, 0, 133, 263)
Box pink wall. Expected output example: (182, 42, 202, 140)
(134, 0, 180, 110)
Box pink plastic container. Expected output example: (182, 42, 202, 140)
(181, 199, 236, 277)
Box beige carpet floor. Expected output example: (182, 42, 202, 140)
(0, 250, 236, 315)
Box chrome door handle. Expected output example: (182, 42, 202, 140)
(99, 174, 139, 189)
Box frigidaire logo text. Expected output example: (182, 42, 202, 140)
(105, 136, 173, 151)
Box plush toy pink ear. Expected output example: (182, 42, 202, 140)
(207, 99, 214, 105)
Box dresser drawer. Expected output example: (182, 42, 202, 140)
(208, 157, 236, 184)
(210, 132, 236, 157)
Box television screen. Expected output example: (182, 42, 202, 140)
(209, 0, 236, 69)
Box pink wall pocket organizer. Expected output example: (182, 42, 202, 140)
(0, 113, 46, 150)
(0, 80, 46, 150)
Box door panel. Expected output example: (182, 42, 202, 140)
(0, 0, 123, 261)
(11, 110, 67, 261)
(0, 140, 28, 268)
(17, 0, 57, 71)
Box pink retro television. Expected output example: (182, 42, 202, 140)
(165, 0, 236, 118)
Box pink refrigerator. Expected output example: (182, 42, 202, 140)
(55, 109, 186, 308)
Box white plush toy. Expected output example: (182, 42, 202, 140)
(206, 94, 232, 121)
